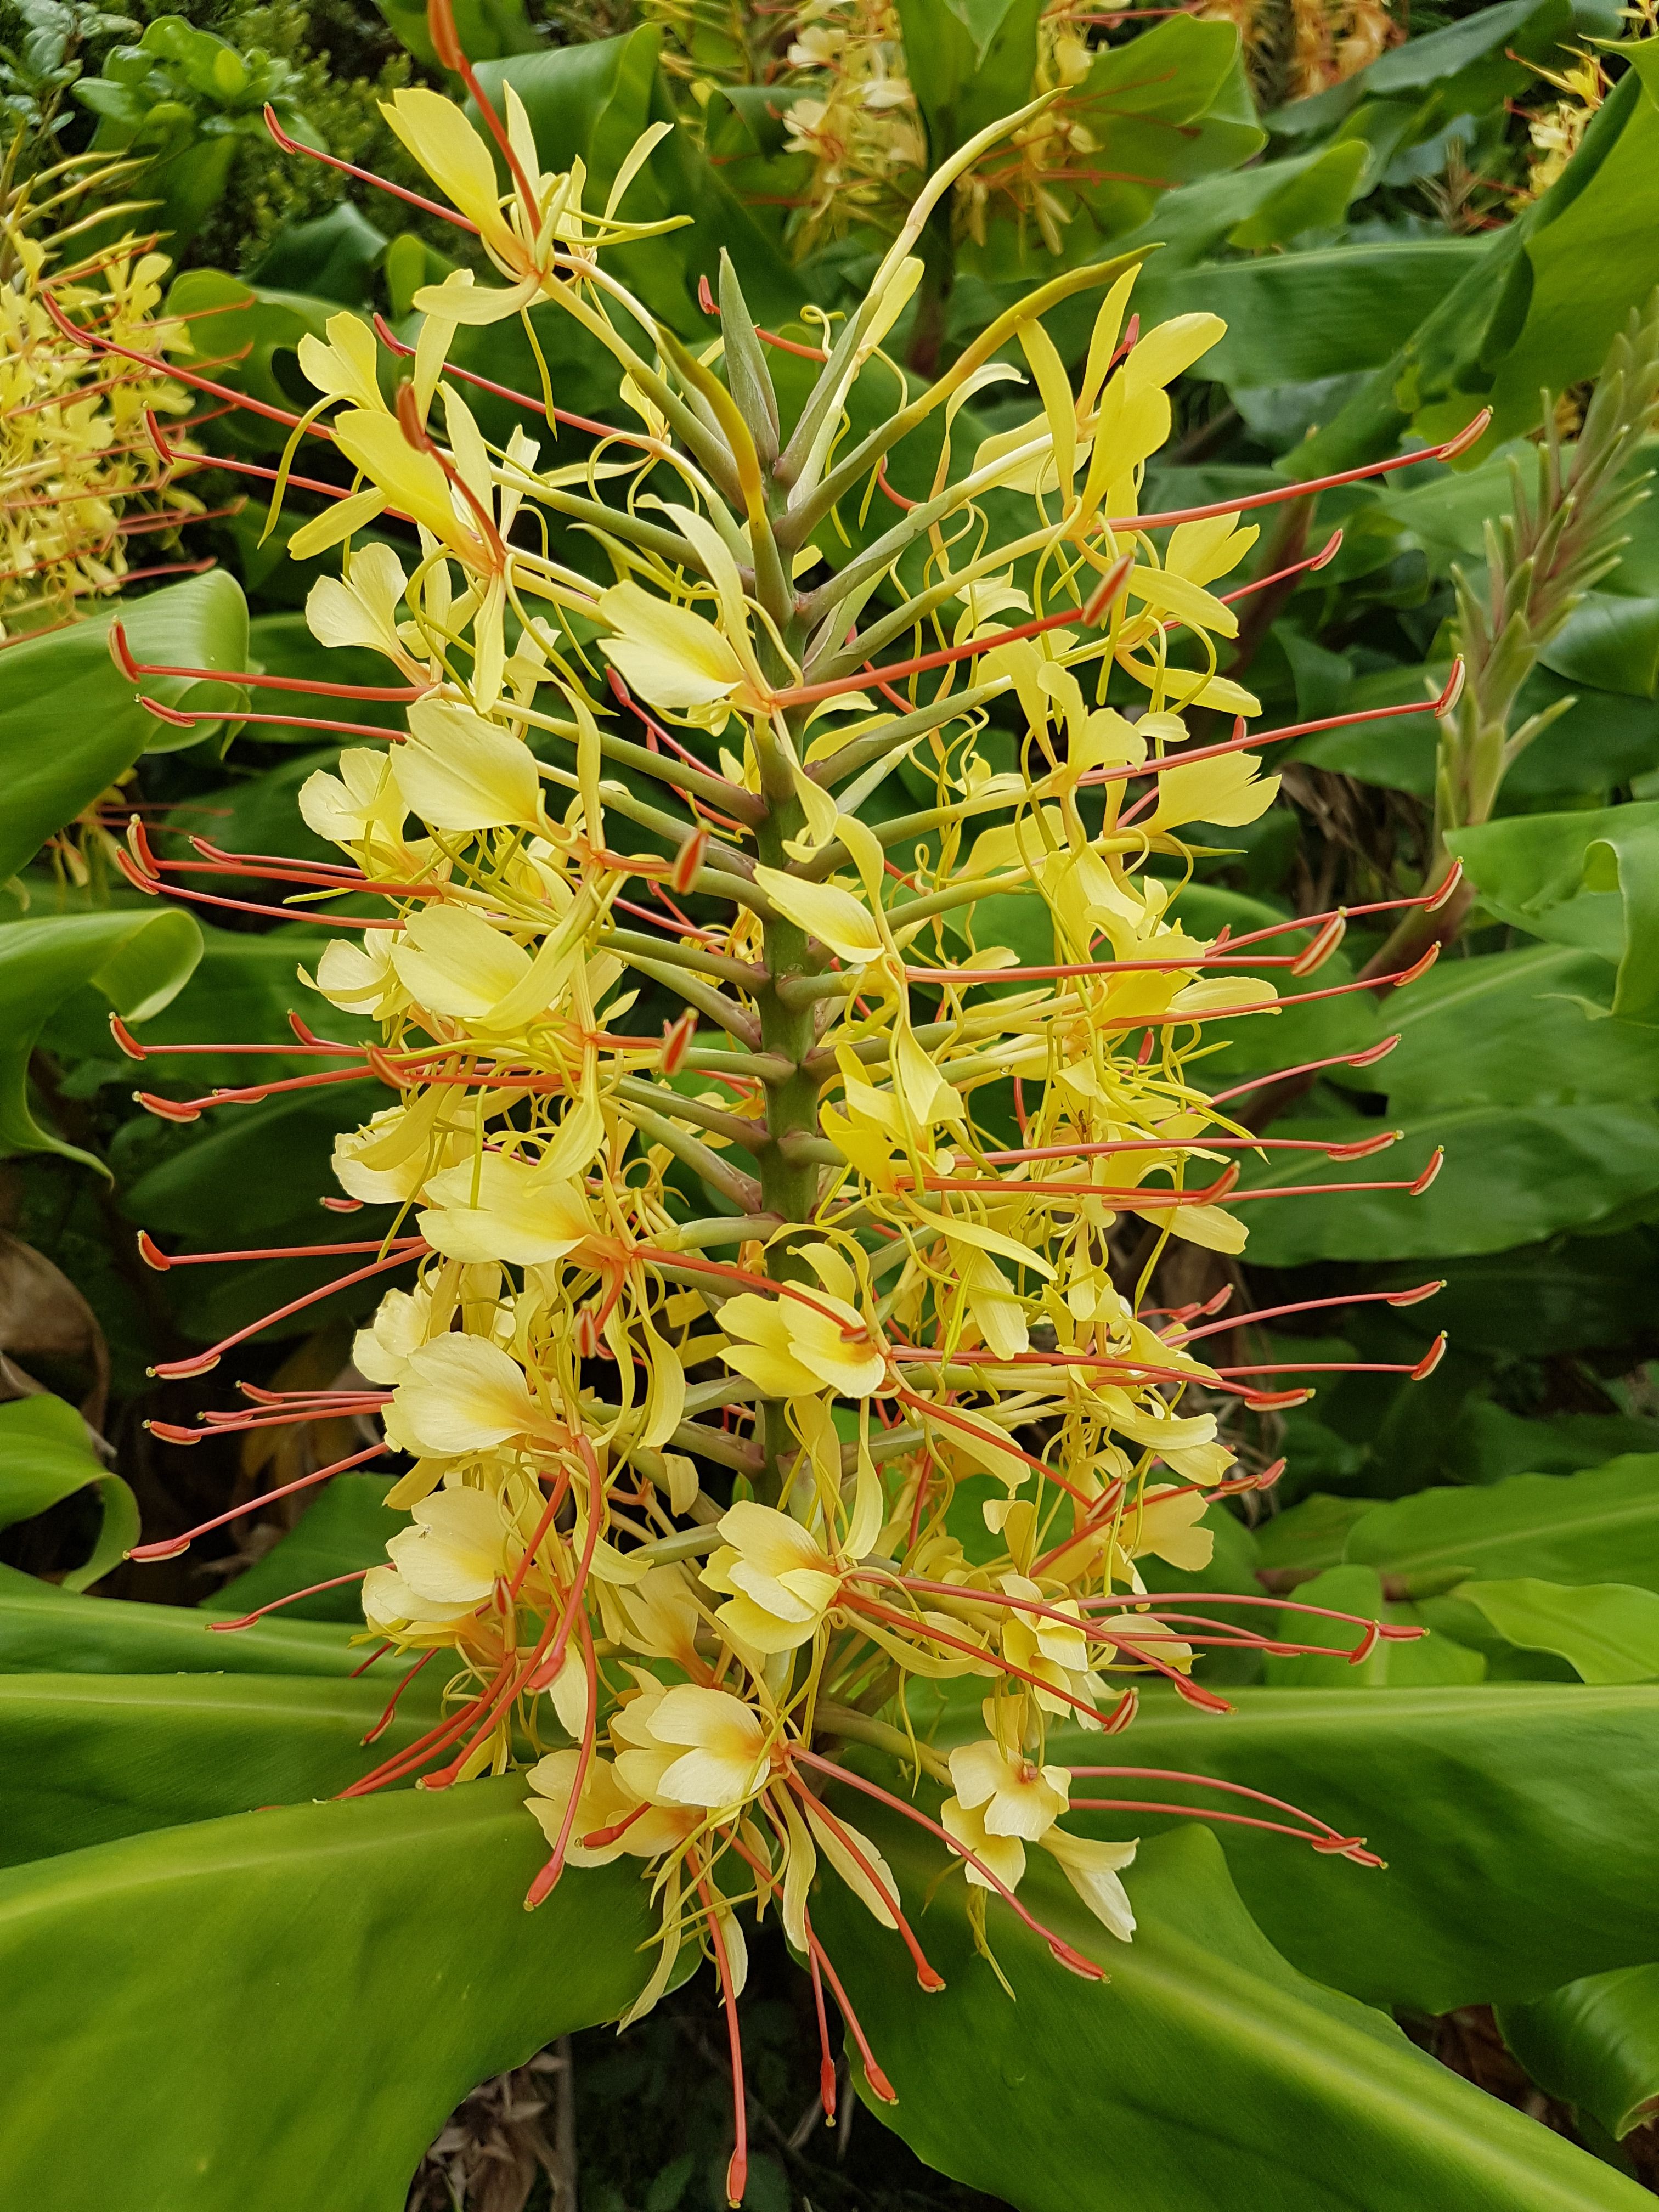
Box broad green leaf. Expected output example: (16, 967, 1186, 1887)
(815, 1812, 1647, 2210)
(209, 1474, 396, 1624)
(1052, 1681, 1659, 2010)
(1235, 1105, 1659, 1266)
(966, 15, 1262, 279)
(1449, 804, 1659, 1019)
(1500, 1967, 1659, 2140)
(121, 1083, 405, 1345)
(0, 1396, 137, 1594)
(1169, 883, 1378, 1079)
(0, 1780, 652, 2211)
(895, 0, 1042, 161)
(1260, 1564, 1485, 1687)
(0, 572, 249, 879)
(1047, 148, 1389, 368)
(0, 907, 202, 1167)
(0, 1585, 370, 1679)
(1288, 662, 1659, 803)
(1481, 41, 1659, 444)
(1330, 945, 1659, 1112)
(1453, 1579, 1659, 1684)
(1544, 590, 1659, 699)
(251, 201, 389, 308)
(48, 920, 370, 1101)
(1150, 239, 1489, 387)
(1295, 62, 1656, 472)
(372, 0, 542, 67)
(1449, 1402, 1659, 1483)
(478, 31, 803, 332)
(1269, 0, 1573, 137)
(1345, 1457, 1659, 1593)
(1255, 1493, 1375, 1577)
(0, 1671, 441, 1865)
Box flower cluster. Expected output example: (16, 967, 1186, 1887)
(777, 0, 1156, 262)
(0, 156, 201, 637)
(109, 29, 1466, 2203)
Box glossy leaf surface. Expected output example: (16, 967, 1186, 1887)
(0, 1780, 650, 2211)
(815, 1813, 1647, 2212)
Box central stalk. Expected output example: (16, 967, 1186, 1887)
(752, 783, 826, 1502)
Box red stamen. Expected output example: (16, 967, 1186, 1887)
(1113, 411, 1490, 533)
(109, 618, 430, 702)
(148, 1243, 421, 1379)
(793, 1748, 1104, 1979)
(804, 1912, 898, 2102)
(208, 1568, 371, 1629)
(363, 1647, 439, 1743)
(693, 1857, 751, 2207)
(264, 103, 480, 234)
(127, 1442, 386, 1560)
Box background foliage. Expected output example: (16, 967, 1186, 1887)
(5, 0, 1659, 2207)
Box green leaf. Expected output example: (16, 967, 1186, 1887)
(1235, 1105, 1659, 1265)
(1481, 41, 1659, 445)
(0, 1670, 445, 1865)
(1269, 0, 1573, 138)
(1052, 1681, 1659, 2010)
(1260, 1564, 1486, 1686)
(208, 1474, 396, 1623)
(120, 1082, 404, 1345)
(1543, 590, 1659, 700)
(49, 919, 369, 1100)
(1286, 661, 1659, 803)
(1344, 1456, 1659, 1593)
(814, 1812, 1647, 2210)
(0, 572, 249, 879)
(0, 1396, 137, 1594)
(1381, 1232, 1659, 1359)
(1147, 239, 1489, 388)
(1254, 1492, 1375, 1578)
(1448, 1402, 1659, 1482)
(1448, 804, 1659, 1019)
(1500, 1966, 1659, 2140)
(0, 1780, 653, 2211)
(1331, 945, 1659, 1112)
(0, 907, 203, 1169)
(251, 201, 388, 308)
(372, 0, 543, 68)
(0, 1584, 373, 1679)
(1452, 1580, 1659, 1683)
(1168, 883, 1378, 1079)
(1294, 59, 1657, 472)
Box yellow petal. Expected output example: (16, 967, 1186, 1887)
(393, 698, 541, 831)
(597, 579, 747, 710)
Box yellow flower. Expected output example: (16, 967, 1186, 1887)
(384, 1333, 556, 1458)
(947, 1736, 1071, 1840)
(390, 700, 543, 833)
(417, 1153, 595, 1268)
(613, 1683, 772, 1812)
(526, 1750, 698, 1866)
(1041, 1829, 1137, 1940)
(385, 1483, 515, 1604)
(705, 1501, 843, 1654)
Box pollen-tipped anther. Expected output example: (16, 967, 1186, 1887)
(1409, 1149, 1446, 1197)
(1410, 1331, 1449, 1380)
